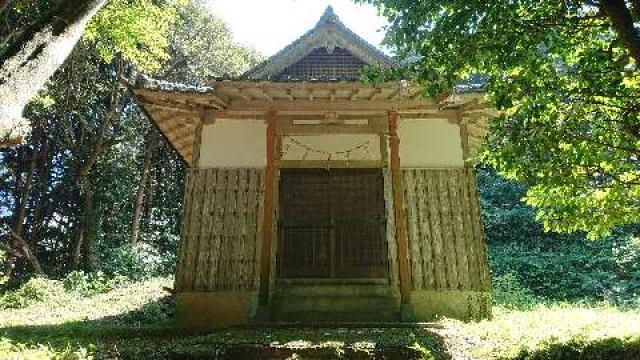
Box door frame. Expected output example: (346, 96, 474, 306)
(275, 167, 390, 284)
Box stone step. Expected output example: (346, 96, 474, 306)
(274, 310, 400, 322)
(272, 285, 401, 322)
(275, 284, 397, 298)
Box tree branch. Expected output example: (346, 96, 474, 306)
(598, 0, 640, 65)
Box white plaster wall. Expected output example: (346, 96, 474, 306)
(399, 119, 464, 167)
(281, 134, 380, 161)
(199, 119, 266, 167)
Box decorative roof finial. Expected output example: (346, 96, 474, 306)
(318, 5, 340, 25)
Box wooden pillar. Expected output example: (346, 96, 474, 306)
(387, 111, 412, 310)
(191, 107, 205, 167)
(258, 110, 277, 308)
(458, 109, 471, 167)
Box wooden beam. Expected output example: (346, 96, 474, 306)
(158, 118, 195, 133)
(401, 109, 459, 123)
(214, 81, 387, 91)
(258, 110, 277, 308)
(180, 149, 193, 164)
(137, 92, 224, 110)
(141, 100, 200, 114)
(388, 111, 412, 308)
(147, 109, 175, 124)
(257, 88, 274, 102)
(275, 160, 382, 168)
(207, 94, 229, 108)
(235, 88, 252, 101)
(276, 123, 379, 135)
(159, 121, 194, 138)
(467, 126, 489, 138)
(350, 88, 360, 100)
(192, 108, 204, 167)
(410, 88, 424, 100)
(458, 110, 471, 166)
(224, 99, 440, 112)
(379, 132, 388, 166)
(468, 137, 483, 148)
(134, 89, 216, 101)
(388, 86, 404, 100)
(368, 87, 384, 100)
(172, 134, 195, 149)
(204, 109, 455, 123)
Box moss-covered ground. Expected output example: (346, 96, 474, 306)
(0, 278, 639, 359)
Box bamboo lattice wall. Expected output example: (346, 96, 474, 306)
(403, 168, 491, 292)
(175, 168, 265, 292)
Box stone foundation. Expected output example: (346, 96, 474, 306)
(175, 291, 257, 329)
(410, 290, 492, 321)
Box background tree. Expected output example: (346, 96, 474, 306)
(0, 0, 261, 279)
(0, 0, 105, 147)
(364, 0, 640, 238)
(0, 0, 174, 147)
(158, 0, 262, 84)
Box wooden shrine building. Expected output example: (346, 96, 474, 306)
(132, 6, 493, 327)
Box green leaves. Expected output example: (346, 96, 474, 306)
(84, 0, 178, 72)
(157, 0, 264, 84)
(367, 0, 640, 238)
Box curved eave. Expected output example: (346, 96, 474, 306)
(132, 80, 496, 166)
(443, 92, 498, 158)
(132, 88, 226, 166)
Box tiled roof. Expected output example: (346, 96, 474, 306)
(131, 74, 213, 93)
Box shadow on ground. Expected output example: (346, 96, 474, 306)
(0, 296, 449, 359)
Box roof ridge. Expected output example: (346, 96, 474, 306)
(242, 6, 395, 80)
(317, 5, 340, 26)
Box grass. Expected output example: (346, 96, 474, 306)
(441, 304, 640, 359)
(0, 278, 445, 359)
(0, 278, 639, 359)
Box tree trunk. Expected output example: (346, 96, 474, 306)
(0, 0, 13, 16)
(0, 0, 106, 147)
(78, 174, 95, 271)
(130, 139, 156, 246)
(1, 220, 43, 276)
(599, 0, 640, 65)
(5, 129, 44, 275)
(71, 65, 125, 270)
(13, 146, 36, 237)
(71, 228, 82, 270)
(30, 138, 51, 250)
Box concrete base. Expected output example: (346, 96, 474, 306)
(272, 284, 400, 322)
(253, 304, 272, 322)
(175, 291, 257, 329)
(399, 302, 415, 322)
(174, 289, 490, 329)
(410, 290, 492, 321)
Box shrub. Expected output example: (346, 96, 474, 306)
(0, 277, 65, 309)
(478, 168, 640, 305)
(492, 272, 539, 309)
(100, 243, 174, 281)
(62, 271, 126, 296)
(488, 233, 640, 305)
(115, 295, 175, 324)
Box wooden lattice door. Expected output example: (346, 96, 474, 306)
(277, 168, 388, 279)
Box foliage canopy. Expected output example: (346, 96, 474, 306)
(0, 0, 260, 277)
(364, 0, 640, 238)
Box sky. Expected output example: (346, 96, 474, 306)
(205, 0, 390, 56)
